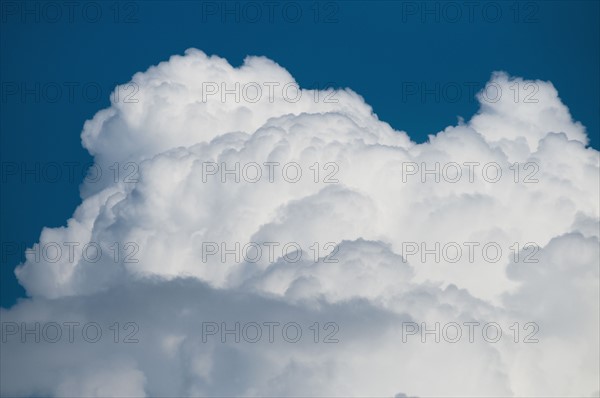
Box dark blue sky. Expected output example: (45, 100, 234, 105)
(1, 0, 599, 307)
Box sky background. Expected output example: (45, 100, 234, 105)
(1, 0, 599, 307)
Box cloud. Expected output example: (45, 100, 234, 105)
(2, 49, 599, 397)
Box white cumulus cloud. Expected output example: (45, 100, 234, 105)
(2, 49, 599, 397)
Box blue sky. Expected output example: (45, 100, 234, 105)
(1, 0, 599, 308)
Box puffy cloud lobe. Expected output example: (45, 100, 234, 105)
(470, 71, 588, 154)
(3, 49, 599, 397)
(79, 48, 407, 196)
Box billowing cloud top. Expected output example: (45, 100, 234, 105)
(3, 49, 599, 397)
